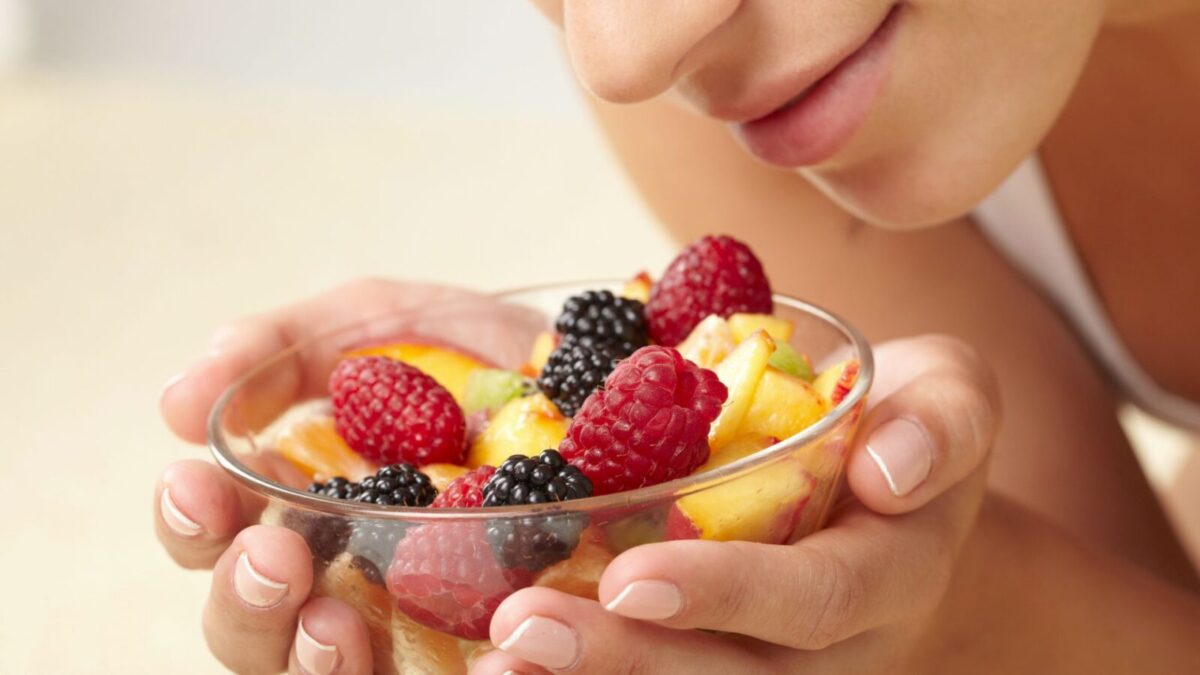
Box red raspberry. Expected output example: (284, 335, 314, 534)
(386, 522, 532, 640)
(558, 346, 727, 495)
(646, 235, 773, 345)
(330, 356, 466, 466)
(430, 465, 496, 508)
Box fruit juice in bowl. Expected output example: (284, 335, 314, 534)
(208, 236, 872, 674)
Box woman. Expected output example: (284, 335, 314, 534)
(155, 1, 1200, 672)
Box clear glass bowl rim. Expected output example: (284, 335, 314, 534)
(208, 278, 874, 520)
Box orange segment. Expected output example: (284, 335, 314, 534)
(345, 342, 489, 402)
(277, 416, 375, 482)
(423, 463, 471, 492)
(534, 528, 614, 599)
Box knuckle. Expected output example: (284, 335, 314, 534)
(796, 548, 864, 650)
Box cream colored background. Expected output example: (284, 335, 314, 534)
(1, 3, 1193, 673)
(0, 4, 671, 672)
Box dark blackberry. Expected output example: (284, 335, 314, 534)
(537, 337, 620, 417)
(308, 476, 358, 500)
(345, 520, 411, 585)
(554, 290, 649, 356)
(280, 509, 351, 564)
(482, 450, 594, 571)
(354, 464, 438, 507)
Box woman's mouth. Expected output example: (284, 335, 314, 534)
(733, 5, 904, 168)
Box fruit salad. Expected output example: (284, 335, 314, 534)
(216, 235, 870, 674)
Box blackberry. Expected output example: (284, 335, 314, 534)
(482, 450, 593, 571)
(354, 463, 439, 507)
(281, 509, 351, 564)
(555, 290, 649, 356)
(537, 337, 621, 417)
(346, 520, 411, 585)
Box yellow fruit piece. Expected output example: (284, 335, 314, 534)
(522, 331, 557, 378)
(315, 553, 395, 673)
(534, 527, 614, 600)
(620, 271, 653, 304)
(467, 393, 568, 468)
(345, 342, 488, 402)
(676, 315, 736, 369)
(277, 416, 375, 482)
(728, 313, 794, 344)
(708, 330, 775, 449)
(737, 368, 828, 441)
(669, 433, 814, 543)
(392, 604, 467, 675)
(423, 463, 470, 492)
(813, 359, 862, 407)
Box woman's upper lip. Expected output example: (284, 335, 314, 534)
(705, 8, 896, 125)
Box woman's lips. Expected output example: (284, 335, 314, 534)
(733, 6, 903, 168)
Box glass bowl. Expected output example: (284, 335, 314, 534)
(209, 280, 873, 674)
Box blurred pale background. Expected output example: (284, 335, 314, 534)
(0, 2, 670, 673)
(0, 2, 1193, 674)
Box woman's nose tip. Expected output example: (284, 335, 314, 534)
(564, 0, 741, 103)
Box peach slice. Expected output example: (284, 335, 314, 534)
(315, 553, 396, 673)
(422, 463, 470, 492)
(666, 434, 815, 544)
(277, 415, 375, 482)
(466, 393, 568, 468)
(620, 271, 653, 304)
(708, 330, 775, 450)
(728, 313, 794, 344)
(346, 342, 489, 403)
(520, 330, 558, 378)
(813, 359, 861, 407)
(737, 368, 828, 441)
(392, 603, 468, 675)
(534, 527, 615, 600)
(676, 315, 736, 369)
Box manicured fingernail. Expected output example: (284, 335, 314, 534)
(604, 580, 683, 620)
(160, 488, 202, 537)
(159, 370, 188, 403)
(233, 551, 289, 608)
(502, 671, 527, 675)
(865, 418, 933, 497)
(296, 619, 340, 674)
(498, 616, 578, 670)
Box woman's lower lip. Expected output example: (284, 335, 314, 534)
(732, 6, 903, 168)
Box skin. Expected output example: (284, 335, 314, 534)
(156, 0, 1200, 671)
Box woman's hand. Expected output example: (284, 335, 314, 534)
(154, 278, 514, 675)
(472, 334, 1002, 675)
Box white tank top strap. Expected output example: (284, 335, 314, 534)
(974, 155, 1200, 429)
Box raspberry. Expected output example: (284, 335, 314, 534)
(537, 337, 622, 418)
(555, 290, 649, 356)
(559, 346, 727, 495)
(431, 465, 496, 508)
(387, 522, 532, 640)
(481, 450, 594, 571)
(646, 235, 773, 346)
(330, 356, 467, 466)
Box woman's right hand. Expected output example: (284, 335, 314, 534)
(154, 278, 509, 675)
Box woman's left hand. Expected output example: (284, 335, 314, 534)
(471, 334, 1002, 674)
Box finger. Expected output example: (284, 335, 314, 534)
(487, 587, 766, 674)
(154, 460, 246, 569)
(287, 596, 373, 675)
(846, 334, 1001, 514)
(161, 278, 534, 444)
(469, 649, 552, 675)
(599, 470, 986, 651)
(203, 525, 315, 674)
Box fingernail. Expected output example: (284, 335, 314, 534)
(604, 580, 682, 620)
(159, 370, 188, 403)
(865, 417, 934, 497)
(296, 619, 340, 674)
(233, 551, 289, 608)
(160, 488, 202, 538)
(498, 616, 578, 670)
